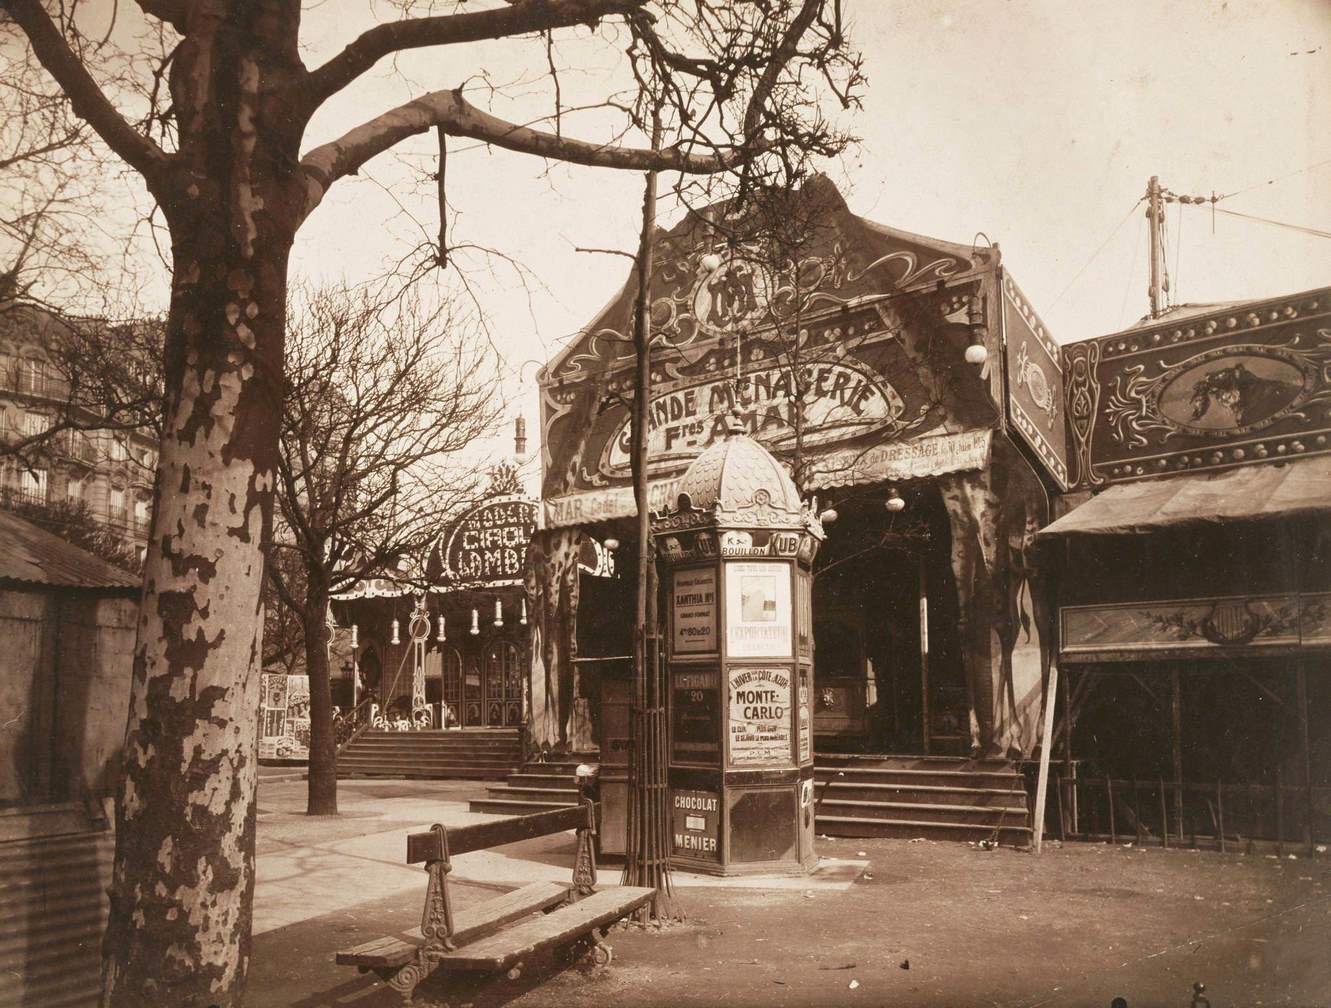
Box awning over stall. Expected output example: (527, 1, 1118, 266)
(1038, 455, 1331, 539)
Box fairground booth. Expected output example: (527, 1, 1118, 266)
(328, 479, 538, 777)
(1037, 286, 1331, 851)
(528, 177, 1070, 848)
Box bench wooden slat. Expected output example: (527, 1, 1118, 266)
(336, 934, 416, 969)
(429, 887, 655, 972)
(335, 881, 573, 969)
(408, 805, 588, 862)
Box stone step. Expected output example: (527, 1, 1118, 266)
(339, 750, 518, 764)
(816, 752, 1015, 772)
(816, 765, 1023, 788)
(338, 764, 512, 781)
(468, 797, 576, 817)
(506, 772, 578, 788)
(815, 798, 1028, 827)
(814, 781, 1028, 806)
(816, 814, 1032, 845)
(483, 785, 578, 804)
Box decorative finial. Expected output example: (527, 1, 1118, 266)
(725, 408, 746, 436)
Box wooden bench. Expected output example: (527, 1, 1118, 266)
(336, 794, 654, 1004)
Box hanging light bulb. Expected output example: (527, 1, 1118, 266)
(436, 614, 446, 643)
(493, 598, 504, 628)
(519, 596, 528, 626)
(390, 618, 401, 645)
(700, 251, 723, 272)
(885, 487, 906, 512)
(470, 608, 479, 636)
(350, 624, 359, 649)
(603, 537, 619, 552)
(819, 508, 838, 524)
(965, 294, 989, 365)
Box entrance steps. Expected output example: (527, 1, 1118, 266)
(337, 728, 521, 781)
(467, 757, 586, 816)
(815, 753, 1032, 846)
(0, 805, 113, 1008)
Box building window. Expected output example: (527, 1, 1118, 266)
(109, 437, 129, 462)
(67, 476, 83, 501)
(20, 411, 45, 440)
(19, 468, 48, 505)
(109, 484, 126, 520)
(20, 357, 50, 397)
(134, 496, 150, 528)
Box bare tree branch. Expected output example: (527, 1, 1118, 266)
(4, 0, 167, 185)
(298, 86, 745, 223)
(302, 0, 647, 113)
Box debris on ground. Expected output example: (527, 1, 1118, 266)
(848, 979, 860, 990)
(900, 960, 910, 970)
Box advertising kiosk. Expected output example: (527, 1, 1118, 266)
(654, 413, 824, 875)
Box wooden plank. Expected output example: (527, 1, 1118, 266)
(407, 806, 589, 863)
(1032, 663, 1058, 854)
(438, 881, 571, 948)
(336, 882, 571, 968)
(336, 935, 417, 969)
(431, 887, 655, 972)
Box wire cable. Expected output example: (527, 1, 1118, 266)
(1202, 204, 1331, 241)
(1050, 198, 1143, 308)
(1219, 157, 1331, 201)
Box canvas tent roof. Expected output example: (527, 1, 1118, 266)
(1037, 455, 1331, 539)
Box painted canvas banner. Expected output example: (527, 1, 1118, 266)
(1062, 286, 1331, 488)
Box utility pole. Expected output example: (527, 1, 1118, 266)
(1145, 175, 1168, 319)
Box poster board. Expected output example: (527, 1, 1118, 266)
(727, 667, 792, 767)
(724, 562, 792, 658)
(671, 668, 721, 765)
(258, 673, 310, 761)
(671, 789, 721, 861)
(671, 566, 718, 655)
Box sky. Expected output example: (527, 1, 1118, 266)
(28, 1, 1331, 477)
(287, 1, 1331, 434)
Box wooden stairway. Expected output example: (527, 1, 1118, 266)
(815, 754, 1033, 846)
(0, 803, 113, 1008)
(467, 757, 585, 816)
(337, 728, 521, 781)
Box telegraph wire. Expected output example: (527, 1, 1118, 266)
(1218, 156, 1331, 201)
(1204, 204, 1331, 242)
(1049, 198, 1143, 308)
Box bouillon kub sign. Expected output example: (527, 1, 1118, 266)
(442, 495, 537, 587)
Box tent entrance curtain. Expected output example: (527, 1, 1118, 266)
(1036, 455, 1331, 540)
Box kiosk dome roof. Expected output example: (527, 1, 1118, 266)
(674, 414, 803, 516)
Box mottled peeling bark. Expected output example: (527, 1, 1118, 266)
(100, 4, 306, 1003)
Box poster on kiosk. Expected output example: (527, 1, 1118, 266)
(655, 422, 822, 877)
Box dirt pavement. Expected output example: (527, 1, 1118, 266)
(249, 779, 1331, 1008)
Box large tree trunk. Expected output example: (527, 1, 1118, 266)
(101, 9, 308, 1003)
(303, 571, 338, 815)
(101, 226, 292, 1005)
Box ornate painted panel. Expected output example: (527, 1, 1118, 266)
(1060, 592, 1331, 662)
(537, 178, 1009, 527)
(1061, 287, 1331, 487)
(1002, 273, 1068, 489)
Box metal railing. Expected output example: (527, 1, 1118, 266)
(1029, 770, 1330, 854)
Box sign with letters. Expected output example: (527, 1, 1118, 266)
(441, 495, 537, 587)
(672, 788, 721, 861)
(671, 567, 718, 654)
(725, 562, 792, 658)
(728, 667, 792, 766)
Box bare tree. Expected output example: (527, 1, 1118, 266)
(3, 2, 860, 1000)
(268, 286, 502, 817)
